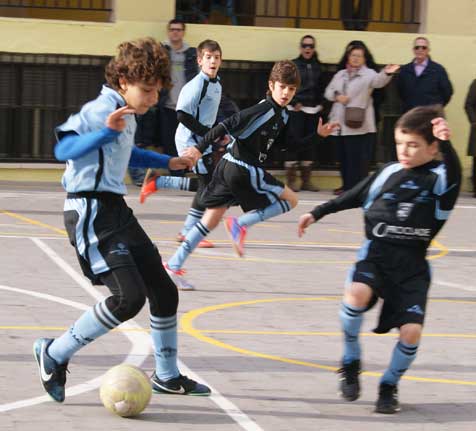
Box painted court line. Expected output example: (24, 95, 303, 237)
(30, 237, 264, 431)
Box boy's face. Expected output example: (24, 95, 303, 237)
(119, 79, 162, 115)
(395, 128, 439, 169)
(268, 81, 297, 107)
(198, 50, 222, 78)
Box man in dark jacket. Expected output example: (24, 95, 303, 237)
(397, 37, 453, 113)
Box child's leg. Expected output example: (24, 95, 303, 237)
(48, 266, 147, 364)
(167, 207, 227, 271)
(340, 282, 373, 364)
(180, 174, 212, 237)
(380, 323, 421, 386)
(236, 186, 298, 228)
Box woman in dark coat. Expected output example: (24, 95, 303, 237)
(464, 79, 476, 197)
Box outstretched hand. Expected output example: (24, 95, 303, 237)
(182, 146, 202, 164)
(317, 118, 340, 138)
(169, 156, 195, 171)
(431, 117, 451, 141)
(106, 105, 136, 131)
(297, 213, 316, 237)
(384, 64, 400, 75)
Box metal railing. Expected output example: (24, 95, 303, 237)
(176, 0, 420, 30)
(0, 0, 113, 21)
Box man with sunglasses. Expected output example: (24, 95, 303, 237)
(397, 37, 453, 113)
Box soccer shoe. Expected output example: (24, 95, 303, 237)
(151, 372, 211, 396)
(33, 338, 69, 403)
(163, 263, 195, 291)
(139, 169, 158, 204)
(223, 216, 247, 257)
(337, 359, 361, 401)
(176, 233, 215, 249)
(375, 383, 401, 414)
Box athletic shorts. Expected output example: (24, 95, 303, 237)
(199, 152, 285, 212)
(64, 192, 156, 284)
(348, 240, 431, 333)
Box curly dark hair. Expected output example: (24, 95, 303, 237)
(395, 105, 445, 144)
(105, 37, 172, 91)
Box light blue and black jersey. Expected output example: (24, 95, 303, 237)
(175, 71, 221, 173)
(310, 140, 462, 250)
(56, 85, 136, 195)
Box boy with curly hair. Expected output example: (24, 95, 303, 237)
(33, 38, 211, 403)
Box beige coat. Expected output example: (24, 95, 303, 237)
(325, 66, 392, 136)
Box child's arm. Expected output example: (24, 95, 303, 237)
(176, 110, 211, 137)
(298, 173, 375, 237)
(54, 106, 134, 161)
(129, 147, 194, 171)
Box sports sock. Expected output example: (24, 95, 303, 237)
(156, 176, 197, 191)
(237, 199, 292, 228)
(48, 300, 120, 364)
(168, 221, 210, 271)
(340, 301, 365, 364)
(180, 208, 205, 236)
(150, 314, 180, 381)
(381, 341, 419, 386)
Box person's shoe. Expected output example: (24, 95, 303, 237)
(333, 187, 344, 196)
(139, 169, 159, 204)
(224, 216, 247, 257)
(151, 372, 211, 396)
(163, 263, 195, 291)
(33, 338, 69, 403)
(337, 359, 361, 401)
(375, 383, 400, 414)
(176, 233, 214, 249)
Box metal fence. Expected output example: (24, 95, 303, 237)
(176, 0, 420, 30)
(0, 0, 113, 21)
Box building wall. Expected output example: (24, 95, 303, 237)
(0, 0, 475, 181)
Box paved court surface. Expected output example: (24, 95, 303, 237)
(1, 180, 475, 431)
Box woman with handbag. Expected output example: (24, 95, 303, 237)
(464, 79, 476, 197)
(325, 44, 399, 191)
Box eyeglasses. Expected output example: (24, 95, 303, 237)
(169, 27, 184, 32)
(414, 45, 428, 50)
(301, 44, 315, 49)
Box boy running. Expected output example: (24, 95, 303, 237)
(165, 60, 338, 290)
(298, 106, 461, 414)
(33, 38, 211, 403)
(140, 40, 223, 251)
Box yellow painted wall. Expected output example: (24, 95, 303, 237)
(0, 0, 475, 184)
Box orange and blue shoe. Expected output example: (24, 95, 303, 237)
(139, 169, 159, 204)
(224, 216, 247, 257)
(176, 233, 214, 249)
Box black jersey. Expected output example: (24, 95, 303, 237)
(311, 140, 461, 250)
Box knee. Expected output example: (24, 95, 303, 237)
(286, 192, 298, 209)
(399, 323, 422, 345)
(344, 282, 372, 308)
(115, 293, 147, 322)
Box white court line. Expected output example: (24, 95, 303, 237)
(434, 280, 476, 292)
(30, 238, 264, 431)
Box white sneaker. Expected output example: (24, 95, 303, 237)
(163, 263, 195, 291)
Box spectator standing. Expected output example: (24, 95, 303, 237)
(397, 37, 453, 113)
(464, 78, 476, 197)
(325, 44, 399, 191)
(159, 19, 199, 156)
(286, 35, 323, 192)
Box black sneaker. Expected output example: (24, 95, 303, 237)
(375, 383, 400, 414)
(33, 338, 69, 403)
(151, 372, 211, 396)
(337, 359, 361, 401)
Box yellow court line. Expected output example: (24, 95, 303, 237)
(0, 210, 67, 236)
(180, 297, 476, 386)
(428, 239, 449, 260)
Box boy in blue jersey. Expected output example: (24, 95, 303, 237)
(164, 60, 338, 290)
(140, 40, 223, 255)
(33, 38, 212, 403)
(298, 107, 461, 414)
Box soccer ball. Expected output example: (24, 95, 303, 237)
(99, 364, 152, 417)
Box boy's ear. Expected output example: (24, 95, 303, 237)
(118, 77, 127, 92)
(430, 140, 440, 156)
(268, 81, 274, 92)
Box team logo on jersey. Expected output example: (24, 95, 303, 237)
(372, 222, 431, 240)
(406, 305, 424, 315)
(400, 180, 419, 190)
(109, 242, 129, 256)
(396, 202, 414, 221)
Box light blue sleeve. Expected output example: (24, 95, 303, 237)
(176, 78, 202, 116)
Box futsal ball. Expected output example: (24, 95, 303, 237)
(99, 364, 152, 417)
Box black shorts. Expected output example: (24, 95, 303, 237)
(199, 153, 285, 212)
(64, 192, 156, 284)
(349, 240, 430, 333)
